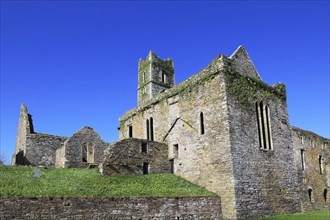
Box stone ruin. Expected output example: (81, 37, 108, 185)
(12, 46, 330, 220)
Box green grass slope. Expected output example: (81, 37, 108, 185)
(257, 210, 330, 220)
(0, 166, 215, 197)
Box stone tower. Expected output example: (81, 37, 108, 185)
(137, 51, 175, 105)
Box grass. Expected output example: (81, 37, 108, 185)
(0, 165, 216, 197)
(257, 210, 330, 220)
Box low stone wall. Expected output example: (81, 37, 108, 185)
(0, 196, 222, 219)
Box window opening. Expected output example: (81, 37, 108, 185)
(319, 155, 324, 174)
(161, 71, 166, 83)
(323, 142, 327, 150)
(256, 102, 273, 150)
(300, 149, 305, 170)
(82, 144, 87, 162)
(200, 112, 205, 135)
(87, 143, 94, 163)
(308, 188, 313, 202)
(150, 117, 154, 141)
(141, 143, 147, 154)
(324, 189, 328, 202)
(146, 119, 150, 140)
(173, 144, 179, 158)
(169, 159, 174, 174)
(129, 125, 133, 138)
(143, 162, 149, 174)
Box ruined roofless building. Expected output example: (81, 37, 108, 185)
(118, 46, 329, 219)
(12, 104, 108, 168)
(13, 46, 329, 220)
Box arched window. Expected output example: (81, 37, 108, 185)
(256, 101, 273, 150)
(308, 188, 313, 202)
(81, 144, 87, 162)
(200, 112, 205, 135)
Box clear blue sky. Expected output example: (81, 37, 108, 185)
(1, 1, 329, 164)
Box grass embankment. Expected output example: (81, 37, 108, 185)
(0, 165, 215, 197)
(257, 210, 330, 220)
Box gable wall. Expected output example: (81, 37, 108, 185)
(224, 70, 301, 219)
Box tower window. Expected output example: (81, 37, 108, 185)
(200, 112, 205, 135)
(143, 71, 146, 82)
(324, 189, 328, 202)
(301, 149, 305, 170)
(129, 125, 133, 138)
(256, 102, 273, 150)
(161, 71, 167, 83)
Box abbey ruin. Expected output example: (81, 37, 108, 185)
(12, 46, 329, 220)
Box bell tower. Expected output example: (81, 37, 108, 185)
(137, 51, 174, 105)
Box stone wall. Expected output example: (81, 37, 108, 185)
(120, 56, 237, 219)
(100, 138, 170, 176)
(25, 133, 68, 166)
(0, 196, 222, 220)
(224, 69, 301, 219)
(291, 127, 330, 211)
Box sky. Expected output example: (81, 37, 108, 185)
(1, 0, 329, 164)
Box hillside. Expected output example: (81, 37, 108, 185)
(0, 166, 215, 197)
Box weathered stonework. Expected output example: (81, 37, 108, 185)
(119, 46, 329, 219)
(291, 127, 330, 211)
(0, 196, 222, 220)
(225, 70, 301, 219)
(100, 138, 170, 176)
(12, 106, 107, 168)
(12, 46, 329, 220)
(56, 127, 108, 168)
(138, 51, 175, 105)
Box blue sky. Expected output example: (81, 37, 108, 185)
(1, 1, 329, 164)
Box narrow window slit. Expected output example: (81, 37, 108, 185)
(129, 125, 133, 138)
(200, 112, 205, 135)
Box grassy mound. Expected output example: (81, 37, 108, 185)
(0, 166, 215, 197)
